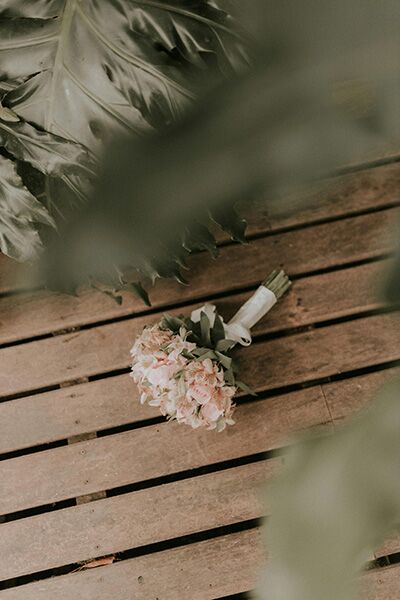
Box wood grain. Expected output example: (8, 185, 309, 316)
(0, 529, 265, 599)
(0, 461, 276, 581)
(0, 260, 394, 453)
(0, 386, 329, 515)
(1, 161, 399, 297)
(324, 367, 400, 422)
(0, 361, 397, 458)
(1, 300, 399, 398)
(1, 455, 395, 582)
(0, 206, 396, 347)
(1, 527, 398, 599)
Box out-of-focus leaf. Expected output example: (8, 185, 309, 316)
(211, 206, 247, 243)
(123, 281, 151, 307)
(0, 0, 247, 287)
(256, 377, 400, 600)
(182, 223, 219, 258)
(0, 154, 55, 261)
(41, 0, 400, 290)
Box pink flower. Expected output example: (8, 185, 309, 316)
(130, 324, 237, 430)
(201, 402, 223, 421)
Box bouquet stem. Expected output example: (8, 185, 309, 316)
(225, 269, 291, 344)
(263, 269, 292, 300)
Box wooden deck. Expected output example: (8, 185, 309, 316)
(1, 161, 400, 599)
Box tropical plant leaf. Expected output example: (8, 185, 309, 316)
(0, 119, 93, 181)
(0, 154, 55, 261)
(0, 2, 247, 156)
(211, 205, 247, 243)
(182, 222, 219, 257)
(0, 1, 248, 295)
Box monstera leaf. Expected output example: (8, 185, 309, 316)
(0, 154, 55, 261)
(0, 0, 248, 295)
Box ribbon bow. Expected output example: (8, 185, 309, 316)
(190, 286, 277, 346)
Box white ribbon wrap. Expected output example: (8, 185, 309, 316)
(190, 286, 277, 347)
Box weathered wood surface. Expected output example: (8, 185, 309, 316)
(1, 527, 398, 600)
(0, 461, 276, 581)
(0, 163, 399, 597)
(0, 206, 396, 346)
(1, 351, 397, 457)
(0, 386, 329, 515)
(0, 160, 399, 297)
(1, 307, 398, 399)
(0, 530, 266, 599)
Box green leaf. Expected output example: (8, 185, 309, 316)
(236, 379, 256, 396)
(0, 1, 248, 295)
(182, 223, 219, 258)
(161, 314, 185, 333)
(0, 154, 55, 261)
(224, 368, 235, 386)
(123, 281, 151, 307)
(211, 313, 226, 345)
(0, 2, 246, 214)
(216, 338, 236, 352)
(195, 349, 218, 361)
(215, 350, 232, 370)
(200, 311, 212, 347)
(211, 205, 247, 243)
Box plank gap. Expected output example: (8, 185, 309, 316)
(67, 430, 107, 505)
(0, 253, 394, 352)
(0, 359, 397, 462)
(0, 519, 261, 592)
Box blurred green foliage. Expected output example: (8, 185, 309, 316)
(39, 1, 400, 297)
(1, 2, 399, 597)
(256, 377, 400, 600)
(0, 0, 248, 296)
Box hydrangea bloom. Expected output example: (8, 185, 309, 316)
(130, 324, 236, 431)
(130, 270, 291, 432)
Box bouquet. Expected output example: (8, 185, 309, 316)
(130, 270, 291, 431)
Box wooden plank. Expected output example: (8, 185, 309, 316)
(1, 528, 399, 600)
(1, 161, 399, 298)
(0, 529, 265, 599)
(0, 386, 329, 515)
(0, 249, 393, 348)
(0, 461, 277, 581)
(0, 205, 396, 347)
(239, 313, 400, 394)
(362, 564, 400, 600)
(1, 271, 399, 399)
(324, 367, 400, 422)
(1, 314, 399, 513)
(0, 260, 393, 453)
(243, 160, 400, 238)
(375, 531, 400, 559)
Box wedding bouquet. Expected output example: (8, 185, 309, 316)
(130, 270, 291, 431)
